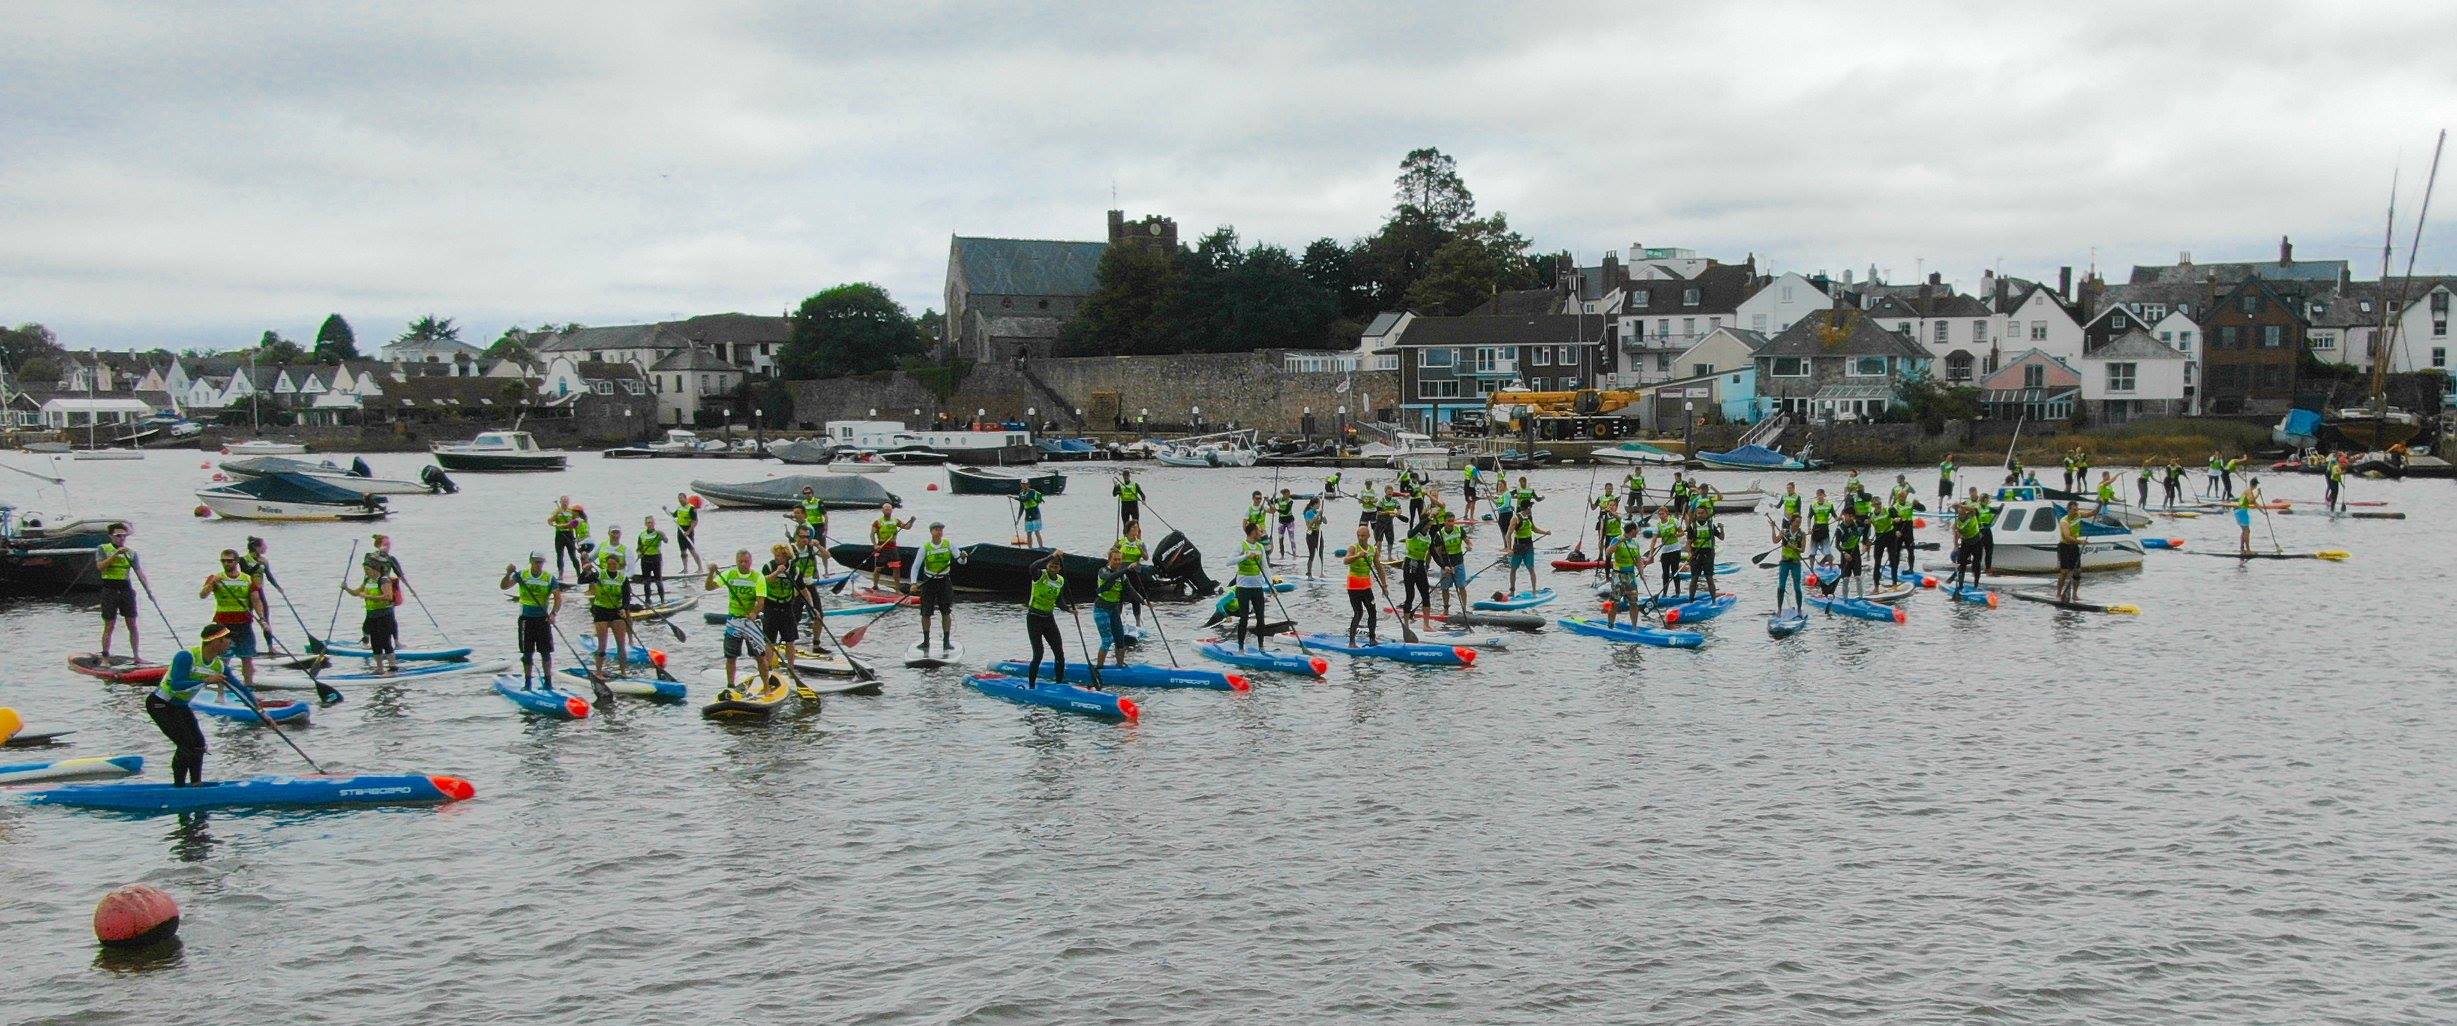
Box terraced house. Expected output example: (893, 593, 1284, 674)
(1751, 307, 1930, 422)
(1394, 313, 1610, 431)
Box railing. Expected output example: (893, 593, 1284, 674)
(1014, 363, 1086, 429)
(1738, 411, 1788, 449)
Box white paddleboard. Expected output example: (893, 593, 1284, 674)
(903, 639, 967, 669)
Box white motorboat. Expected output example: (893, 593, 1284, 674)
(1975, 485, 2145, 574)
(825, 451, 893, 474)
(220, 456, 441, 496)
(432, 430, 567, 472)
(824, 420, 1038, 465)
(223, 439, 308, 456)
(1154, 429, 1260, 468)
(196, 472, 389, 522)
(1590, 441, 1688, 467)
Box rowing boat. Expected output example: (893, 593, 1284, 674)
(1557, 616, 1705, 649)
(23, 773, 474, 813)
(0, 754, 143, 785)
(965, 672, 1140, 720)
(492, 675, 591, 719)
(986, 659, 1249, 692)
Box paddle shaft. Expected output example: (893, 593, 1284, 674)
(388, 563, 457, 645)
(321, 541, 359, 650)
(544, 608, 617, 705)
(1065, 606, 1104, 688)
(799, 583, 874, 683)
(257, 570, 344, 703)
(1120, 577, 1178, 666)
(226, 676, 326, 774)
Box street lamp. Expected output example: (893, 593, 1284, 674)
(1684, 400, 1696, 454)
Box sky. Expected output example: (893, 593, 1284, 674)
(5, 1, 2455, 353)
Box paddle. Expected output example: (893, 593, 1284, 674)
(545, 613, 616, 706)
(384, 557, 457, 647)
(1065, 606, 1105, 690)
(256, 564, 344, 704)
(315, 541, 358, 655)
(1748, 512, 1782, 568)
(223, 676, 326, 774)
(838, 601, 904, 648)
(1120, 576, 1178, 666)
(795, 588, 875, 689)
(1370, 561, 1419, 644)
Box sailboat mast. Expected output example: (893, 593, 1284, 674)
(2374, 130, 2446, 409)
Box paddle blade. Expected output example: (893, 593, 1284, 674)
(841, 624, 870, 647)
(2316, 550, 2351, 561)
(316, 682, 344, 705)
(2108, 604, 2141, 615)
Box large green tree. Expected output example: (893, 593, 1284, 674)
(1, 322, 65, 385)
(313, 313, 359, 363)
(256, 330, 308, 364)
(1402, 214, 1538, 315)
(1058, 242, 1187, 356)
(397, 315, 461, 344)
(1392, 146, 1476, 230)
(781, 283, 923, 378)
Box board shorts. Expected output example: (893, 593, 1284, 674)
(723, 617, 761, 658)
(873, 543, 897, 572)
(591, 605, 621, 624)
(215, 616, 258, 658)
(519, 615, 553, 656)
(101, 583, 137, 621)
(2233, 508, 2252, 527)
(918, 577, 953, 616)
(1440, 561, 1465, 587)
(2056, 542, 2081, 570)
(1024, 515, 1042, 532)
(762, 605, 799, 644)
(639, 554, 662, 577)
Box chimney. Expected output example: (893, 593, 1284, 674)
(2279, 235, 2293, 265)
(2339, 266, 2352, 289)
(1927, 271, 1942, 286)
(2058, 266, 2072, 300)
(1979, 269, 1996, 300)
(1107, 209, 1124, 238)
(1842, 269, 1854, 285)
(1994, 275, 2009, 311)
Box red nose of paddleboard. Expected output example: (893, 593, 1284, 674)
(428, 775, 476, 801)
(1308, 657, 1329, 676)
(1225, 674, 1251, 692)
(1983, 594, 1999, 610)
(1664, 609, 1683, 624)
(1453, 647, 1477, 665)
(1893, 608, 1908, 623)
(565, 697, 591, 719)
(1116, 697, 1141, 721)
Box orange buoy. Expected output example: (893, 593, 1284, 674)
(94, 884, 180, 947)
(926, 483, 939, 491)
(192, 505, 211, 518)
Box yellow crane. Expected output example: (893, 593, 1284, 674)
(1481, 388, 1646, 439)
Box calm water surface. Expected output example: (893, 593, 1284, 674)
(1, 453, 2451, 1024)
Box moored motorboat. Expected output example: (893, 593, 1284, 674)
(220, 456, 438, 496)
(825, 451, 894, 474)
(1974, 485, 2146, 574)
(222, 439, 308, 456)
(196, 471, 388, 521)
(1590, 441, 1689, 466)
(1694, 444, 1824, 471)
(432, 430, 567, 472)
(947, 466, 1067, 496)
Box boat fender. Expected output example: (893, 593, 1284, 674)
(193, 505, 211, 518)
(94, 884, 180, 948)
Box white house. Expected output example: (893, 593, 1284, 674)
(1672, 326, 1769, 381)
(1993, 279, 2086, 368)
(380, 336, 487, 374)
(40, 395, 154, 431)
(2079, 330, 2189, 423)
(1606, 263, 1756, 387)
(1733, 272, 1836, 339)
(648, 347, 747, 426)
(1870, 291, 1995, 383)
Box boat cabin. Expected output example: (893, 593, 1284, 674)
(469, 431, 543, 451)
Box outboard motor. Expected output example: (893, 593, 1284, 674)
(421, 465, 459, 494)
(1149, 530, 1220, 599)
(350, 456, 374, 478)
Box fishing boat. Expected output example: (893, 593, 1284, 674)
(825, 451, 894, 474)
(431, 430, 567, 472)
(690, 474, 898, 511)
(1590, 440, 1688, 466)
(1154, 429, 1260, 468)
(196, 471, 389, 521)
(222, 439, 308, 456)
(1979, 485, 2146, 574)
(1693, 444, 1824, 471)
(220, 456, 442, 496)
(947, 466, 1066, 496)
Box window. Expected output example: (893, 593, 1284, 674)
(1932, 321, 1948, 344)
(1421, 347, 1454, 368)
(2310, 332, 2335, 351)
(2240, 293, 2257, 315)
(2184, 362, 2195, 384)
(1851, 356, 1888, 377)
(622, 380, 644, 395)
(1770, 357, 1808, 377)
(1420, 379, 1460, 399)
(1680, 317, 1696, 337)
(2261, 325, 2282, 348)
(1655, 354, 1672, 372)
(671, 374, 683, 393)
(1630, 291, 1649, 309)
(1682, 288, 1701, 306)
(2023, 364, 2045, 388)
(1945, 350, 1974, 382)
(2436, 348, 2449, 369)
(1657, 319, 1670, 338)
(2219, 326, 2240, 348)
(1558, 345, 1576, 365)
(2030, 321, 2047, 341)
(591, 380, 614, 395)
(2178, 330, 2194, 348)
(2111, 314, 2128, 330)
(2105, 362, 2136, 392)
(1693, 363, 1714, 378)
(1531, 347, 1552, 366)
(2361, 300, 2375, 314)
(1751, 314, 1769, 332)
(1973, 319, 1987, 342)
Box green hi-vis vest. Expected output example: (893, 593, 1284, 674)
(872, 518, 899, 545)
(1782, 493, 1802, 517)
(1118, 539, 1146, 563)
(1028, 573, 1063, 614)
(715, 568, 764, 616)
(361, 578, 395, 611)
(1870, 507, 1895, 533)
(1780, 532, 1803, 564)
(920, 539, 956, 576)
(1440, 526, 1465, 556)
(1837, 523, 1863, 550)
(1404, 534, 1430, 561)
(1019, 491, 1043, 512)
(1609, 537, 1644, 570)
(638, 529, 664, 556)
(590, 575, 625, 610)
(209, 573, 253, 614)
(674, 504, 697, 528)
(801, 498, 827, 525)
(157, 645, 224, 703)
(1957, 511, 1985, 538)
(1237, 541, 1266, 577)
(98, 543, 131, 581)
(1689, 520, 1715, 547)
(1345, 547, 1375, 578)
(550, 510, 575, 532)
(1810, 501, 1833, 525)
(1096, 570, 1126, 604)
(515, 570, 555, 612)
(1117, 482, 1143, 502)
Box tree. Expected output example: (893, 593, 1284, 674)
(780, 283, 923, 378)
(397, 315, 461, 343)
(1897, 375, 1983, 433)
(256, 330, 307, 364)
(1392, 147, 1476, 230)
(313, 314, 360, 363)
(1058, 242, 1186, 356)
(913, 308, 945, 351)
(486, 326, 539, 366)
(1401, 214, 1538, 315)
(0, 322, 65, 384)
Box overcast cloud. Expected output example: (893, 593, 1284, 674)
(4, 1, 2454, 351)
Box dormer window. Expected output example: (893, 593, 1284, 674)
(1682, 288, 1701, 306)
(1630, 292, 1649, 309)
